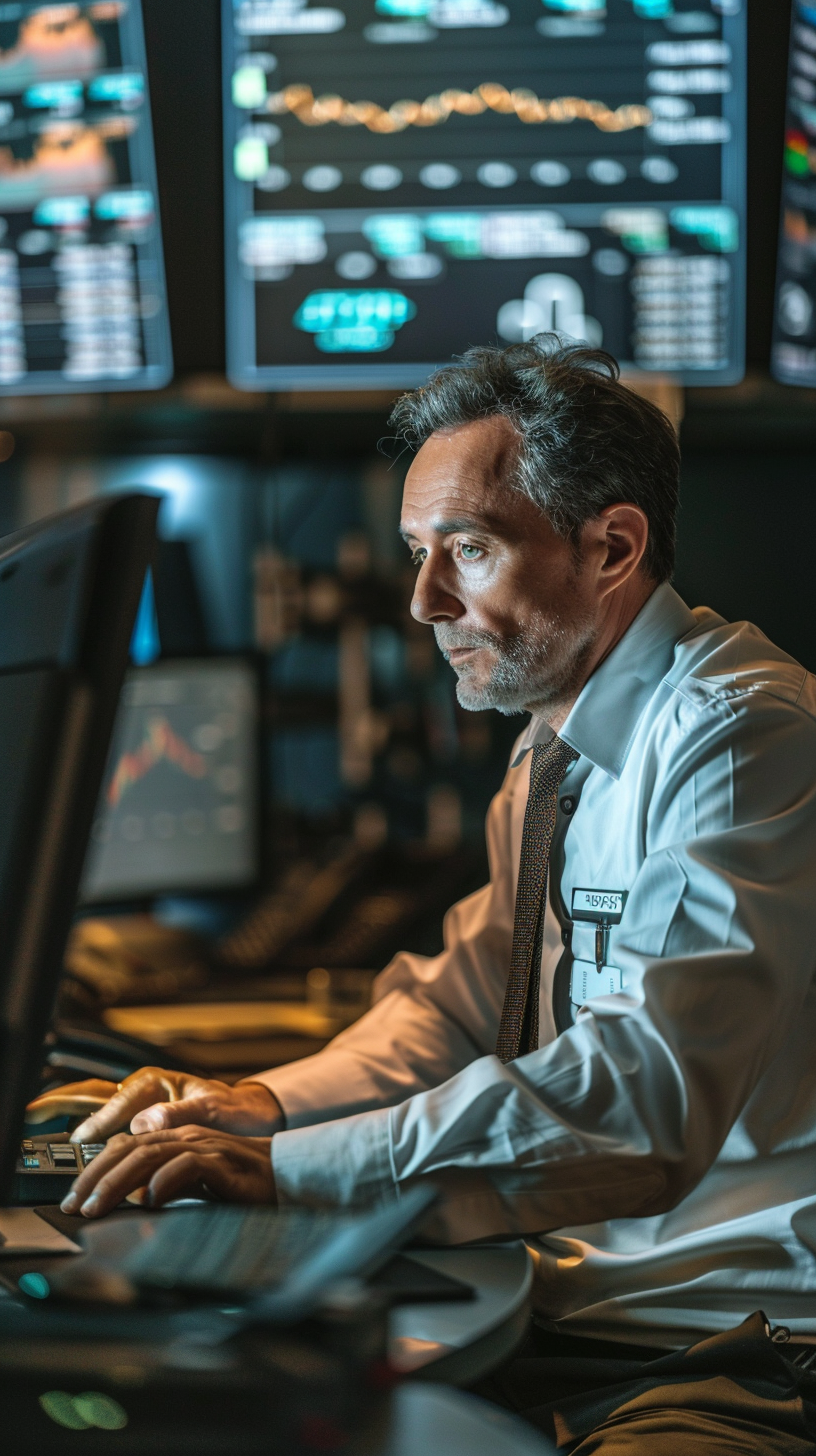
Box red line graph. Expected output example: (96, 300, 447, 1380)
(107, 715, 207, 809)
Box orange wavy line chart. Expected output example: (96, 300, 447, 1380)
(266, 83, 653, 134)
(107, 715, 207, 809)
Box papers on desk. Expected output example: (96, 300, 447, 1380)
(103, 1001, 343, 1070)
(104, 1002, 341, 1044)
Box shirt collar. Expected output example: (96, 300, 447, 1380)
(511, 582, 698, 779)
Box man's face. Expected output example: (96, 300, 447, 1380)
(400, 417, 600, 718)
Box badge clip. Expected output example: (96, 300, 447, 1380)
(571, 889, 628, 974)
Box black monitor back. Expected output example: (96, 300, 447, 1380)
(0, 494, 159, 1201)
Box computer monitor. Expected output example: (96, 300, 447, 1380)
(223, 0, 746, 389)
(0, 492, 158, 1204)
(0, 1, 172, 394)
(772, 3, 816, 386)
(81, 656, 261, 902)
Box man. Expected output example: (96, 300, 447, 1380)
(31, 339, 816, 1451)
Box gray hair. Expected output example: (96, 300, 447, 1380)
(387, 335, 680, 583)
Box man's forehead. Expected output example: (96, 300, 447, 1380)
(400, 417, 520, 535)
(411, 416, 519, 477)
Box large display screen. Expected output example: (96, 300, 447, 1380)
(772, 2, 816, 387)
(223, 0, 745, 389)
(0, 1, 171, 394)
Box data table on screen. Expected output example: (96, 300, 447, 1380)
(223, 0, 745, 389)
(772, 1, 816, 388)
(0, 1, 171, 394)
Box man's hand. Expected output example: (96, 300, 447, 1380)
(59, 1126, 276, 1218)
(26, 1070, 284, 1143)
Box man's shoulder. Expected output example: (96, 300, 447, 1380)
(663, 608, 814, 719)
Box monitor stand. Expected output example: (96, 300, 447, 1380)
(0, 1207, 81, 1254)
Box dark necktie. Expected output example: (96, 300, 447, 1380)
(496, 735, 579, 1063)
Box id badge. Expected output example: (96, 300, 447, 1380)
(571, 887, 628, 974)
(570, 959, 624, 1008)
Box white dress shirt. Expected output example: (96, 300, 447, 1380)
(254, 583, 816, 1346)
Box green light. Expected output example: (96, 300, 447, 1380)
(39, 1391, 128, 1431)
(294, 289, 416, 353)
(363, 214, 423, 258)
(317, 326, 395, 352)
(543, 0, 605, 11)
(671, 206, 738, 253)
(39, 1393, 92, 1431)
(375, 0, 430, 13)
(19, 1271, 50, 1299)
(234, 136, 268, 181)
(232, 65, 266, 110)
(423, 214, 482, 259)
(74, 1394, 129, 1431)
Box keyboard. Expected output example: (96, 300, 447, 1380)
(120, 1206, 354, 1296)
(17, 1138, 105, 1175)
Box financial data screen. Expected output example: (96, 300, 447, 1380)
(82, 659, 259, 902)
(223, 0, 745, 389)
(0, 1, 171, 394)
(772, 3, 816, 387)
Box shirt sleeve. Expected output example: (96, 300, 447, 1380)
(251, 742, 529, 1128)
(272, 690, 816, 1244)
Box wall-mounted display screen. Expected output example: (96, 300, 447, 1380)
(772, 2, 816, 387)
(0, 1, 171, 394)
(223, 0, 745, 389)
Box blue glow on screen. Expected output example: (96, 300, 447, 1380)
(130, 568, 161, 665)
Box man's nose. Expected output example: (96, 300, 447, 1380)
(410, 560, 463, 625)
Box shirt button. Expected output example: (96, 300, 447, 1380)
(560, 795, 576, 815)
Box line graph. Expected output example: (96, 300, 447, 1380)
(107, 715, 207, 809)
(266, 83, 653, 134)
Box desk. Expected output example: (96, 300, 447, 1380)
(389, 1243, 533, 1386)
(378, 1384, 556, 1456)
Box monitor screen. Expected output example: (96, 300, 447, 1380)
(81, 658, 260, 901)
(0, 1, 171, 394)
(223, 0, 746, 389)
(772, 3, 816, 387)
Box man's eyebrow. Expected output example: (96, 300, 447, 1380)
(399, 516, 485, 542)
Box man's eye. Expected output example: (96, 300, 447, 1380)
(411, 549, 427, 567)
(459, 543, 482, 560)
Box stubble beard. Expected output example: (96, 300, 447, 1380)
(434, 609, 599, 719)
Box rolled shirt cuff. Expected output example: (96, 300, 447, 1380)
(272, 1105, 394, 1210)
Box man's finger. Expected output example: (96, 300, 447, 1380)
(142, 1151, 213, 1208)
(70, 1075, 174, 1143)
(131, 1095, 214, 1134)
(61, 1127, 193, 1211)
(74, 1140, 193, 1218)
(27, 1092, 112, 1124)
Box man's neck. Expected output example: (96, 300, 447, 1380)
(531, 576, 657, 734)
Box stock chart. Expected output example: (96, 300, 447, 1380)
(0, 1, 171, 393)
(82, 660, 259, 901)
(223, 0, 746, 388)
(772, 2, 816, 387)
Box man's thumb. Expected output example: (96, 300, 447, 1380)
(131, 1099, 197, 1133)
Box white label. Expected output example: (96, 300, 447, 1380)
(570, 959, 624, 1007)
(572, 888, 626, 922)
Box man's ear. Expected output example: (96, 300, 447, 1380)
(589, 503, 650, 596)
